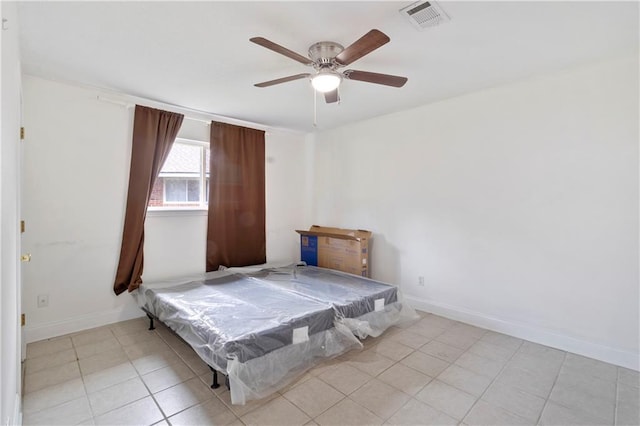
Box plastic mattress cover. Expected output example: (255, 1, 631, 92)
(133, 269, 361, 404)
(224, 263, 418, 338)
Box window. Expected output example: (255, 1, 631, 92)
(149, 139, 210, 209)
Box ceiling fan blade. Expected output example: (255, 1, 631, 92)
(335, 29, 390, 66)
(343, 70, 408, 87)
(254, 73, 311, 88)
(250, 37, 314, 66)
(324, 89, 339, 104)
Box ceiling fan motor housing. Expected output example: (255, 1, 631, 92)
(308, 41, 344, 67)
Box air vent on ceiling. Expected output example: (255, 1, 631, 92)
(399, 1, 451, 31)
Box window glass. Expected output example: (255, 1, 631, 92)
(148, 139, 209, 209)
(165, 179, 187, 202)
(187, 179, 200, 202)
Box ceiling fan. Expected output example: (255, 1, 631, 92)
(250, 29, 408, 104)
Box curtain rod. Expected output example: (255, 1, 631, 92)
(29, 74, 303, 134)
(25, 74, 304, 134)
(96, 95, 269, 130)
(97, 95, 209, 125)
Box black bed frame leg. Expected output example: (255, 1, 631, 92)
(209, 366, 220, 389)
(146, 313, 155, 330)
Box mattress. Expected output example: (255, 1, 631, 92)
(227, 264, 416, 338)
(134, 270, 361, 404)
(241, 265, 398, 318)
(137, 271, 337, 366)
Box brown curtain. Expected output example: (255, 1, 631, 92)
(113, 105, 184, 295)
(207, 122, 266, 271)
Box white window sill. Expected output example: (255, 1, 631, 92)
(147, 208, 208, 217)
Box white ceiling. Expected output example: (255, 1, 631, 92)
(17, 1, 638, 133)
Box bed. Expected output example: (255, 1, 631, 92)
(134, 264, 415, 405)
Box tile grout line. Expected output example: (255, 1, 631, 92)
(84, 322, 181, 424)
(336, 321, 477, 424)
(22, 337, 80, 419)
(87, 325, 148, 425)
(534, 350, 568, 425)
(280, 364, 349, 420)
(303, 331, 410, 423)
(73, 335, 96, 426)
(402, 325, 480, 423)
(161, 329, 240, 425)
(539, 353, 619, 425)
(374, 320, 481, 423)
(348, 341, 418, 422)
(443, 329, 494, 423)
(35, 329, 114, 424)
(22, 327, 123, 422)
(458, 336, 526, 424)
(137, 325, 228, 424)
(282, 384, 347, 423)
(137, 327, 172, 426)
(154, 324, 245, 424)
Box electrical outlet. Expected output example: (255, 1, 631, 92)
(37, 294, 49, 308)
(418, 276, 425, 286)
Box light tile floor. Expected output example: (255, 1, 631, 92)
(22, 311, 639, 426)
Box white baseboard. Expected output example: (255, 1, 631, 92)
(24, 303, 145, 344)
(406, 295, 639, 371)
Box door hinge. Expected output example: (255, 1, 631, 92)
(20, 127, 25, 140)
(21, 314, 25, 327)
(20, 220, 25, 233)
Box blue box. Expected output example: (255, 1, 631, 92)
(300, 235, 319, 266)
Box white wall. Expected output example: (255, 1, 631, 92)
(265, 131, 316, 262)
(21, 76, 138, 342)
(312, 55, 639, 369)
(21, 76, 310, 341)
(1, 2, 23, 424)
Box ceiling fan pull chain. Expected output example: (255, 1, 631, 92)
(313, 87, 318, 128)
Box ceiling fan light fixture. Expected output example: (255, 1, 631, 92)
(311, 70, 342, 93)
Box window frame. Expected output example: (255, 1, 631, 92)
(148, 137, 209, 213)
